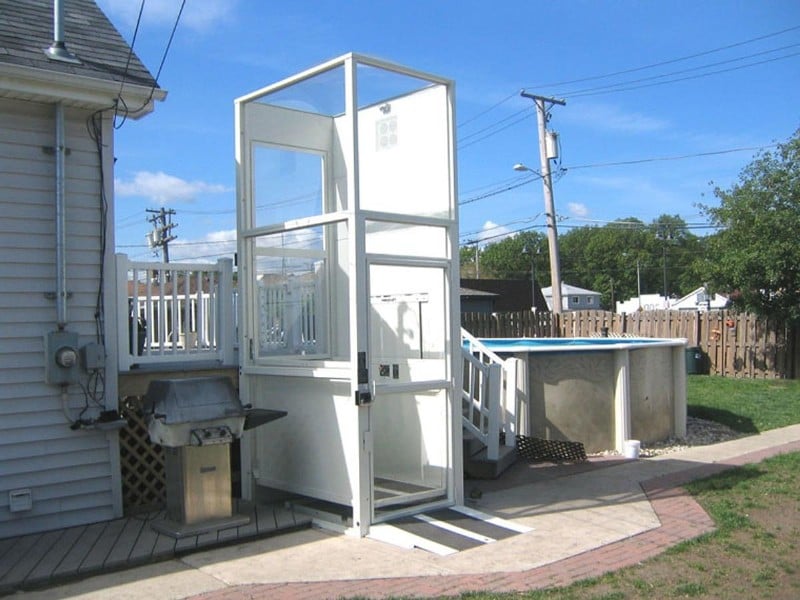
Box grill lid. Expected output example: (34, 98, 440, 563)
(145, 376, 242, 424)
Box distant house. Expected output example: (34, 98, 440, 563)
(460, 278, 548, 312)
(669, 287, 730, 312)
(616, 293, 670, 313)
(0, 0, 164, 538)
(542, 283, 602, 312)
(460, 287, 498, 314)
(616, 287, 730, 313)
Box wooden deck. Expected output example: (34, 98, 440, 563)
(0, 503, 310, 594)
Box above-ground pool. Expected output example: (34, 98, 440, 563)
(480, 337, 687, 454)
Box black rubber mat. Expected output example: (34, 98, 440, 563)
(516, 435, 587, 462)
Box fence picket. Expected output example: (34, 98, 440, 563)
(461, 309, 797, 379)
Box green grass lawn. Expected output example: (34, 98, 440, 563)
(687, 375, 800, 433)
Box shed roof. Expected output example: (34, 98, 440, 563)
(542, 283, 601, 296)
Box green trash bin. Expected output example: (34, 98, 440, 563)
(685, 346, 704, 374)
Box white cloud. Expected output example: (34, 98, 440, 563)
(478, 220, 514, 244)
(168, 229, 236, 262)
(567, 202, 589, 217)
(99, 0, 236, 33)
(565, 102, 669, 134)
(116, 171, 229, 205)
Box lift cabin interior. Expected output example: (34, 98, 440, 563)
(234, 53, 462, 536)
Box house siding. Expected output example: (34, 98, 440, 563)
(0, 97, 120, 538)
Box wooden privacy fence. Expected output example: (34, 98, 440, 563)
(462, 309, 800, 379)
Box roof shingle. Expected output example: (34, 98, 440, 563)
(0, 0, 158, 89)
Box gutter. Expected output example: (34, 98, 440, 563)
(0, 62, 167, 117)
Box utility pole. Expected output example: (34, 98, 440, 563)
(521, 91, 565, 314)
(636, 259, 642, 311)
(146, 207, 178, 264)
(655, 226, 673, 306)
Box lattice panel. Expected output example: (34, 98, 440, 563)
(119, 397, 166, 513)
(516, 435, 587, 463)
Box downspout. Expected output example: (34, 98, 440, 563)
(45, 0, 80, 329)
(55, 101, 68, 329)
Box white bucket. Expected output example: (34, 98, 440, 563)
(623, 439, 641, 459)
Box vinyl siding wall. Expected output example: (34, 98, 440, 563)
(0, 97, 120, 538)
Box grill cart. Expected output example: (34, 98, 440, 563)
(144, 376, 286, 537)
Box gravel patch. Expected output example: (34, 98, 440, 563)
(593, 417, 747, 458)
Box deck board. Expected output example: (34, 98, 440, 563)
(128, 516, 160, 563)
(0, 533, 41, 580)
(52, 522, 106, 577)
(103, 516, 145, 568)
(173, 532, 198, 553)
(273, 505, 297, 530)
(3, 530, 61, 585)
(0, 502, 307, 594)
(0, 536, 17, 562)
(25, 526, 84, 583)
(78, 519, 126, 573)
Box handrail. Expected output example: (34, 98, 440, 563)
(460, 328, 520, 461)
(116, 254, 235, 372)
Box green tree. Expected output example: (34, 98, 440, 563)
(558, 215, 703, 309)
(466, 231, 546, 280)
(460, 244, 478, 278)
(700, 128, 800, 323)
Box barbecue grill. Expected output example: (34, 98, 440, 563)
(144, 376, 286, 538)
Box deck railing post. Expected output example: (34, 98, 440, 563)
(486, 363, 502, 461)
(218, 258, 235, 366)
(116, 253, 133, 372)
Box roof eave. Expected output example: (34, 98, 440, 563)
(0, 62, 167, 118)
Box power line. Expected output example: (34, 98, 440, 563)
(117, 0, 187, 124)
(456, 142, 776, 210)
(457, 91, 518, 129)
(459, 173, 543, 206)
(456, 26, 800, 153)
(457, 111, 534, 150)
(565, 144, 778, 171)
(459, 106, 531, 142)
(558, 43, 800, 98)
(526, 24, 800, 89)
(564, 50, 800, 99)
(113, 0, 146, 127)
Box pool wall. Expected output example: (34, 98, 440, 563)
(484, 338, 687, 454)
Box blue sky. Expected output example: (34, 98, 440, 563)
(97, 0, 800, 263)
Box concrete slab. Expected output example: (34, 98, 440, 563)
(10, 424, 800, 600)
(17, 561, 226, 600)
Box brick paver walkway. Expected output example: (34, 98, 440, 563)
(193, 440, 800, 600)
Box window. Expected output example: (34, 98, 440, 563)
(252, 222, 349, 360)
(253, 146, 325, 227)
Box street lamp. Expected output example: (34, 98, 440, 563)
(515, 163, 563, 314)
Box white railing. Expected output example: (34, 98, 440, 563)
(461, 328, 523, 460)
(116, 254, 236, 371)
(257, 275, 325, 356)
